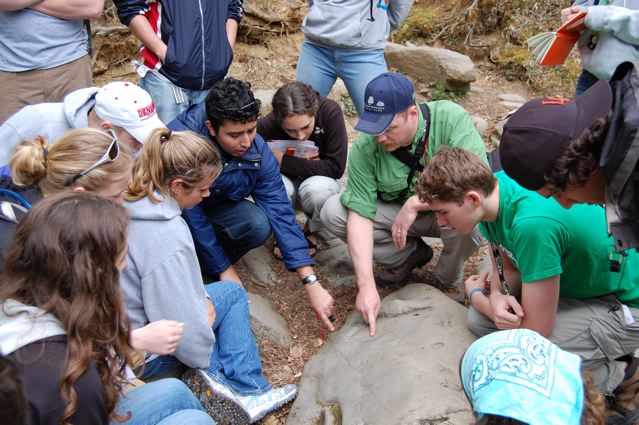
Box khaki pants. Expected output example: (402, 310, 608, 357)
(0, 55, 92, 124)
(320, 193, 483, 287)
(468, 296, 639, 393)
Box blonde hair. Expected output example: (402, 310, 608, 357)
(125, 128, 221, 203)
(10, 128, 133, 196)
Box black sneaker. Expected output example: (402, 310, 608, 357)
(375, 241, 434, 288)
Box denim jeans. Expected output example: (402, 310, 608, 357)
(140, 69, 209, 124)
(282, 174, 341, 233)
(575, 69, 599, 96)
(141, 281, 270, 396)
(204, 199, 272, 265)
(296, 40, 388, 116)
(114, 378, 215, 425)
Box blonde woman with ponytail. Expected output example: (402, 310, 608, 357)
(0, 128, 133, 263)
(122, 128, 298, 424)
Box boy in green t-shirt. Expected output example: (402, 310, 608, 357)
(415, 147, 639, 416)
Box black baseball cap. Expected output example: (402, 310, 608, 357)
(499, 79, 612, 190)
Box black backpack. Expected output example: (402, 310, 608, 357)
(601, 61, 639, 251)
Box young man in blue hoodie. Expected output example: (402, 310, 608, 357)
(168, 78, 336, 331)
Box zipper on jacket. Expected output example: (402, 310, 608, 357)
(198, 0, 206, 90)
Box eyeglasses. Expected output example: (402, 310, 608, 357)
(65, 129, 121, 186)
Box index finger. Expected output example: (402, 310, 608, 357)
(368, 311, 377, 337)
(318, 311, 335, 331)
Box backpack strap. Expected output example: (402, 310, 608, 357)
(0, 189, 31, 210)
(392, 103, 430, 198)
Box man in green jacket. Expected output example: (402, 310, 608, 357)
(321, 72, 486, 336)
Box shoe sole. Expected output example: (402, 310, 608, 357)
(249, 389, 298, 422)
(181, 369, 251, 425)
(375, 244, 434, 288)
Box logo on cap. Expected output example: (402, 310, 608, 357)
(541, 97, 570, 106)
(137, 102, 156, 120)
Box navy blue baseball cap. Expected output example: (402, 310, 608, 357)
(355, 72, 416, 135)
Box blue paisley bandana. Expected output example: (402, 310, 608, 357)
(461, 329, 584, 425)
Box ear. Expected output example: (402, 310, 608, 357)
(100, 121, 113, 132)
(466, 190, 482, 208)
(205, 120, 217, 138)
(71, 186, 86, 193)
(407, 105, 419, 119)
(169, 178, 184, 197)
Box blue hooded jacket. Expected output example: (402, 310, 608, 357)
(115, 0, 242, 91)
(168, 102, 314, 274)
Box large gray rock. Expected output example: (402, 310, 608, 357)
(497, 93, 527, 103)
(384, 43, 475, 90)
(242, 245, 278, 285)
(314, 244, 356, 287)
(249, 292, 293, 349)
(471, 115, 489, 136)
(286, 284, 476, 425)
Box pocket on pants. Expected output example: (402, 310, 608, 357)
(589, 306, 637, 360)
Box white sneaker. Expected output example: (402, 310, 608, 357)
(181, 368, 250, 425)
(236, 384, 298, 422)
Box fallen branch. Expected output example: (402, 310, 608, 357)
(92, 25, 130, 37)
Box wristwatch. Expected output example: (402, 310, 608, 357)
(302, 273, 319, 285)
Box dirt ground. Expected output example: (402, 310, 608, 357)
(94, 28, 535, 424)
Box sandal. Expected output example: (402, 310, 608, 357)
(305, 232, 318, 258)
(272, 231, 319, 260)
(272, 240, 283, 261)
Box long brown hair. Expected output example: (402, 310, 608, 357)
(125, 128, 221, 203)
(0, 192, 133, 424)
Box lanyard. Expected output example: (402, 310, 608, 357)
(486, 226, 510, 295)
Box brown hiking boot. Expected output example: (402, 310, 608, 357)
(375, 241, 434, 288)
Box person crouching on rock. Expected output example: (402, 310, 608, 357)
(121, 128, 297, 424)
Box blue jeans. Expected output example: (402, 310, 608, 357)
(140, 69, 209, 124)
(114, 378, 215, 425)
(205, 200, 272, 265)
(141, 281, 270, 396)
(575, 69, 599, 96)
(296, 40, 388, 116)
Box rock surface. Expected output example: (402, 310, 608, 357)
(249, 292, 293, 349)
(384, 43, 475, 90)
(242, 245, 279, 285)
(286, 284, 476, 425)
(497, 93, 527, 103)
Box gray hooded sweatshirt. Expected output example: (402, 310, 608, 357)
(0, 87, 99, 166)
(301, 0, 413, 50)
(121, 194, 214, 369)
(574, 0, 639, 80)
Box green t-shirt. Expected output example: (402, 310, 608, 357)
(341, 100, 487, 219)
(480, 172, 639, 307)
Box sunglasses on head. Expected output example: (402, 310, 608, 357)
(65, 129, 121, 186)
